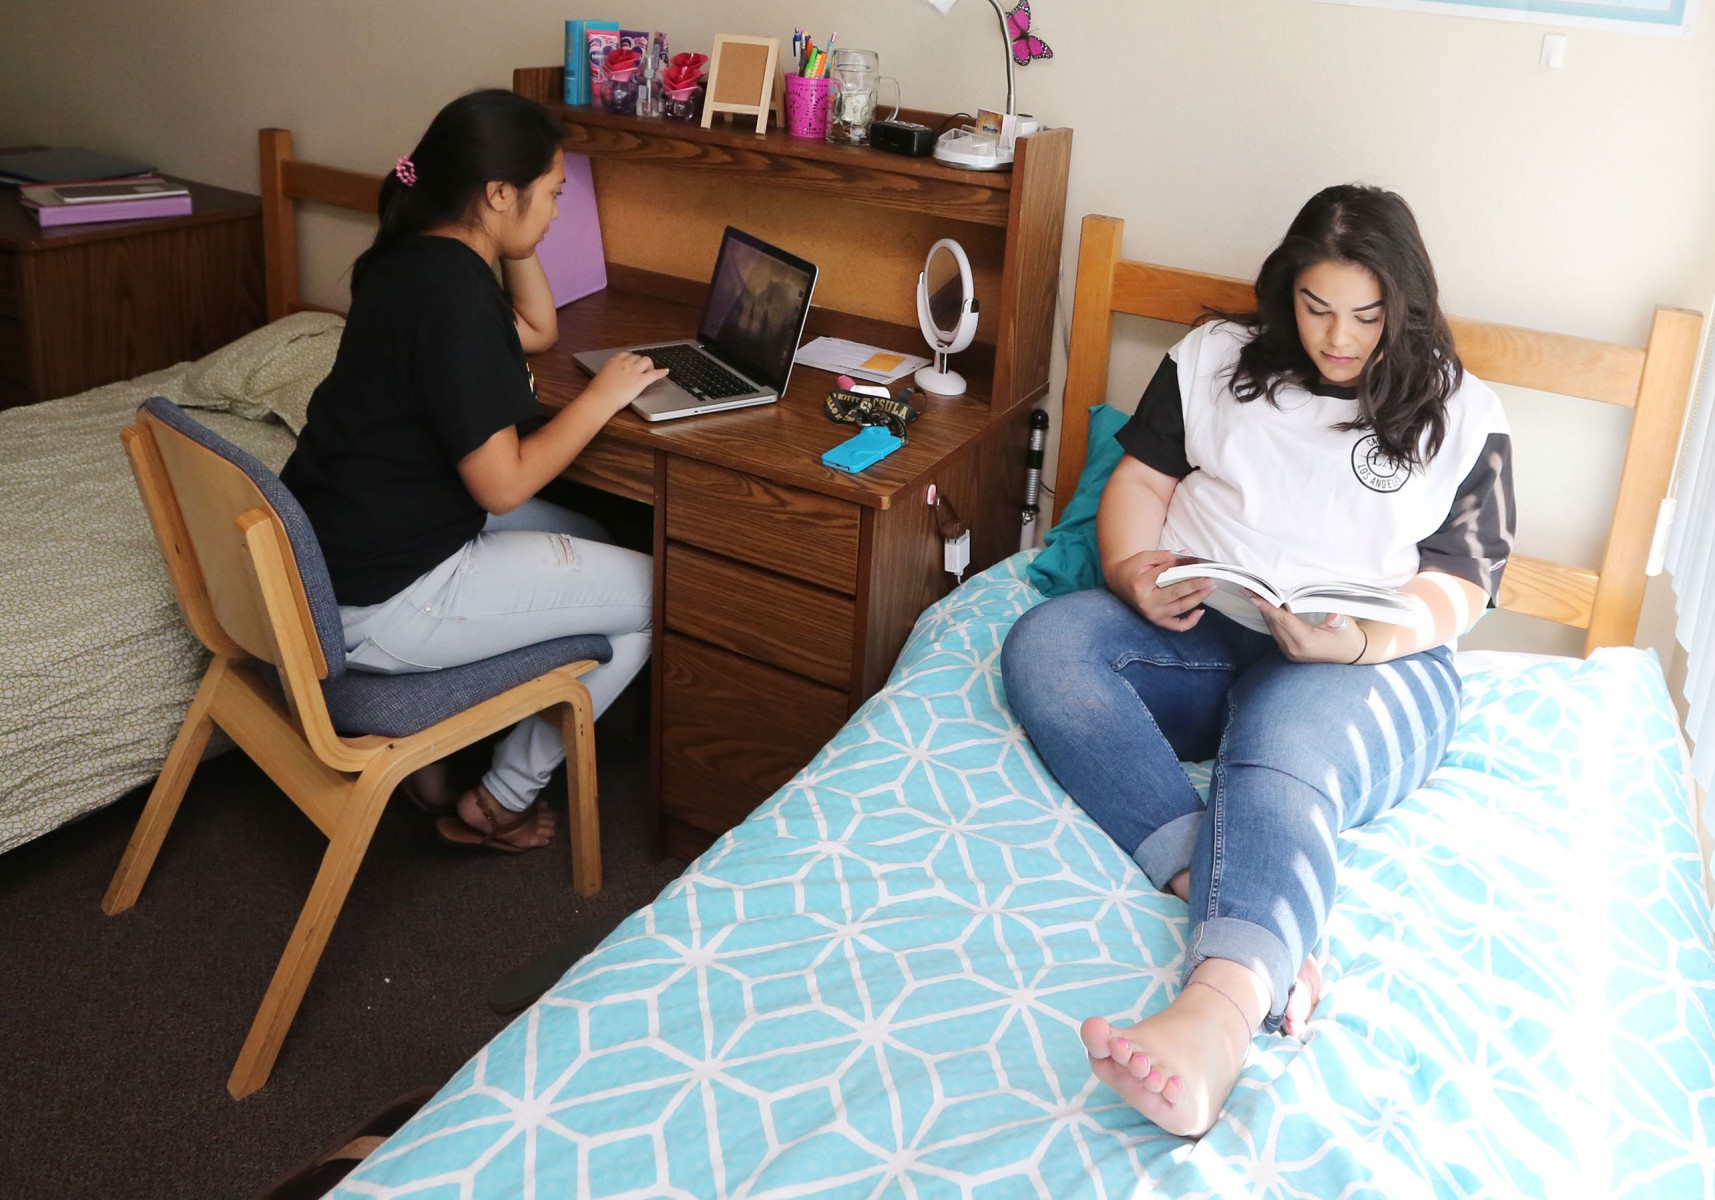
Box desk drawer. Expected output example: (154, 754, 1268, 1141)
(666, 457, 860, 593)
(660, 633, 849, 838)
(665, 542, 853, 688)
(0, 250, 19, 319)
(563, 435, 654, 504)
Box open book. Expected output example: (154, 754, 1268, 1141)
(1155, 557, 1417, 625)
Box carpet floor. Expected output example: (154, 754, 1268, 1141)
(0, 710, 685, 1199)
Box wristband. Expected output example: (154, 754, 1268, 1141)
(1346, 625, 1369, 665)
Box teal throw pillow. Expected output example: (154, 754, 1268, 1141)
(1027, 403, 1131, 597)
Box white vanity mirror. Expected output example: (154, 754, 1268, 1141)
(913, 238, 979, 396)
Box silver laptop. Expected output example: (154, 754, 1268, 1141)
(574, 227, 818, 421)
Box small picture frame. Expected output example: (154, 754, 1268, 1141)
(701, 34, 781, 134)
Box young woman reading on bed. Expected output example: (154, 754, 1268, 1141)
(281, 90, 667, 852)
(1002, 185, 1516, 1137)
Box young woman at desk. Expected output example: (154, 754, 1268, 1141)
(282, 89, 667, 852)
(1002, 184, 1514, 1136)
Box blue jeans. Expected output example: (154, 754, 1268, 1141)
(1000, 587, 1460, 1029)
(338, 499, 653, 812)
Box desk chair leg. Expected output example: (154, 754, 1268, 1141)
(103, 658, 227, 916)
(561, 689, 601, 898)
(227, 764, 396, 1099)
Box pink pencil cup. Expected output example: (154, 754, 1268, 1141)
(784, 73, 831, 139)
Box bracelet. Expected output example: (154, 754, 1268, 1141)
(1346, 624, 1369, 665)
(1186, 978, 1256, 1038)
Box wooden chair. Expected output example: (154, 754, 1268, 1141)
(103, 397, 612, 1098)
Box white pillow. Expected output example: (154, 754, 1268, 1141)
(181, 311, 344, 433)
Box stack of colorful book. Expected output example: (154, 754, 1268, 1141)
(17, 177, 192, 228)
(0, 146, 192, 228)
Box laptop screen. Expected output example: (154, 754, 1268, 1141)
(698, 228, 818, 395)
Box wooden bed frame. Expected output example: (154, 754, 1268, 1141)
(257, 128, 380, 321)
(1055, 214, 1703, 655)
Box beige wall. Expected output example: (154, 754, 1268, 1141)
(4, 0, 1713, 655)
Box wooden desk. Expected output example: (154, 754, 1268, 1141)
(257, 84, 1072, 861)
(507, 78, 1072, 860)
(533, 275, 1039, 856)
(0, 174, 264, 409)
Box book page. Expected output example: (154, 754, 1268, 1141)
(1156, 558, 1285, 607)
(1284, 583, 1417, 625)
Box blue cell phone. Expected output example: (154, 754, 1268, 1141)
(821, 426, 903, 473)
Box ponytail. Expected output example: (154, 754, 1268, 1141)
(353, 89, 561, 293)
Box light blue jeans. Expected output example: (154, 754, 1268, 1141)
(1000, 587, 1460, 1029)
(338, 499, 653, 813)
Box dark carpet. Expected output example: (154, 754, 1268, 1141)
(0, 702, 685, 1199)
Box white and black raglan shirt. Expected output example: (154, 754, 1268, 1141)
(1115, 321, 1515, 635)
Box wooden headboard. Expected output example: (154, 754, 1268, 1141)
(257, 128, 382, 320)
(1055, 214, 1703, 655)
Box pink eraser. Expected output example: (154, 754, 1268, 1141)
(837, 375, 856, 391)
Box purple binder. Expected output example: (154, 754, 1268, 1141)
(27, 193, 193, 228)
(537, 153, 606, 307)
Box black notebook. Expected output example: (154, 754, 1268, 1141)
(0, 147, 157, 186)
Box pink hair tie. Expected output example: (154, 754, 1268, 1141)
(393, 155, 417, 186)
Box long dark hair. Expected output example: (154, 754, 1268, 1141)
(352, 89, 561, 292)
(1225, 184, 1461, 469)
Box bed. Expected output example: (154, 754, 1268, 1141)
(0, 310, 343, 852)
(324, 215, 1715, 1197)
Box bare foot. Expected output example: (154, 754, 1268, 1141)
(1081, 976, 1258, 1137)
(1281, 955, 1323, 1039)
(1166, 872, 1324, 1040)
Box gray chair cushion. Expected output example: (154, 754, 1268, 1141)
(142, 397, 614, 740)
(320, 635, 612, 737)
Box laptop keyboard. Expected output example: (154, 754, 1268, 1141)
(636, 344, 756, 400)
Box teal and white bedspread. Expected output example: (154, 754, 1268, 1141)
(338, 554, 1715, 1199)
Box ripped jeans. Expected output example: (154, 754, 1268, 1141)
(338, 499, 653, 812)
(1000, 587, 1460, 1029)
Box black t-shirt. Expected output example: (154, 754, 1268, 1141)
(281, 236, 541, 606)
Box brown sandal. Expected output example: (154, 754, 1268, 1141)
(434, 786, 553, 853)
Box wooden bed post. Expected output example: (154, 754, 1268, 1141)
(258, 129, 298, 324)
(1054, 215, 1123, 517)
(1584, 304, 1703, 653)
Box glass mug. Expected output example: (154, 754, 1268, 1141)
(825, 49, 899, 146)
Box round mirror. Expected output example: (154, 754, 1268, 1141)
(914, 238, 978, 396)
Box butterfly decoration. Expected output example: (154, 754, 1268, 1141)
(1005, 0, 1053, 66)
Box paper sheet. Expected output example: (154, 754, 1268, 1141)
(794, 336, 930, 385)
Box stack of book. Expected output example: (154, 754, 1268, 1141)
(18, 178, 192, 228)
(0, 146, 192, 228)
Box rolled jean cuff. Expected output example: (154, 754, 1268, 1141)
(1186, 916, 1296, 1032)
(480, 767, 533, 814)
(1133, 812, 1202, 891)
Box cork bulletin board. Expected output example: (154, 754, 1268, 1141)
(702, 34, 780, 134)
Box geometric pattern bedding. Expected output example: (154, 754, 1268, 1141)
(0, 323, 331, 853)
(337, 553, 1715, 1199)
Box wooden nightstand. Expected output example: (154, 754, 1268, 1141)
(0, 174, 265, 409)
